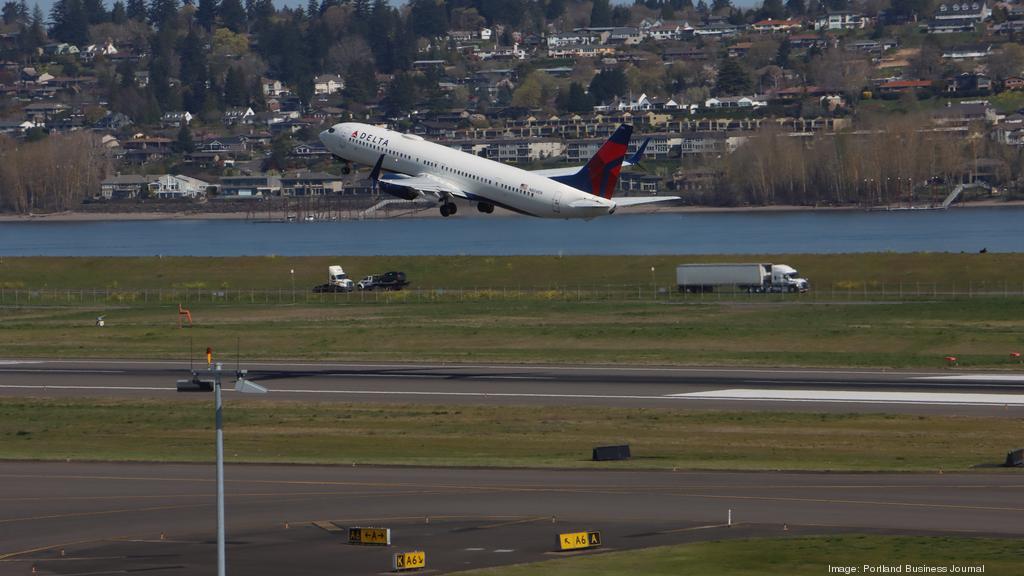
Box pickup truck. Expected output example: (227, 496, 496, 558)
(357, 271, 409, 291)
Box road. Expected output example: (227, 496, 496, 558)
(2, 359, 1024, 415)
(2, 461, 1023, 575)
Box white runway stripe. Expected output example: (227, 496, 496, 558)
(915, 375, 1024, 382)
(672, 389, 1024, 406)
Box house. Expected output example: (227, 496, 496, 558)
(662, 45, 710, 62)
(846, 38, 898, 53)
(42, 43, 79, 57)
(692, 22, 740, 37)
(931, 101, 999, 125)
(946, 72, 992, 93)
(942, 44, 991, 60)
(727, 42, 753, 58)
(0, 120, 36, 135)
(222, 106, 255, 126)
(99, 174, 153, 199)
(875, 79, 933, 95)
(80, 40, 117, 61)
(279, 171, 345, 196)
(261, 77, 286, 97)
(314, 74, 345, 95)
(704, 95, 769, 109)
(93, 111, 132, 131)
(546, 31, 599, 47)
(547, 43, 616, 58)
(151, 174, 210, 198)
(121, 136, 173, 163)
(23, 101, 69, 122)
(290, 141, 330, 159)
(219, 175, 281, 197)
(815, 11, 867, 30)
(606, 27, 643, 45)
(750, 19, 804, 33)
(927, 2, 991, 33)
(645, 21, 694, 41)
(619, 172, 662, 194)
(161, 111, 192, 127)
(1004, 77, 1024, 91)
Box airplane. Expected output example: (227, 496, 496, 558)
(318, 122, 679, 218)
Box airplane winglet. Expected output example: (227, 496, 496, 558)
(369, 154, 385, 182)
(627, 138, 650, 168)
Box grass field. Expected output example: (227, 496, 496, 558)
(2, 299, 1023, 367)
(2, 255, 1024, 367)
(452, 535, 1023, 575)
(3, 254, 1024, 292)
(2, 398, 1020, 471)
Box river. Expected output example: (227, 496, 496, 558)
(1, 207, 1021, 256)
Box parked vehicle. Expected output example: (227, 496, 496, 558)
(676, 263, 809, 293)
(357, 271, 409, 291)
(313, 265, 354, 293)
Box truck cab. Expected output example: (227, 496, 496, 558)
(357, 276, 375, 290)
(769, 264, 809, 293)
(328, 265, 354, 291)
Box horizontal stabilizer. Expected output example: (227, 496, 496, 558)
(613, 196, 680, 207)
(569, 198, 610, 209)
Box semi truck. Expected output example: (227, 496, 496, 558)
(676, 263, 809, 293)
(312, 265, 354, 292)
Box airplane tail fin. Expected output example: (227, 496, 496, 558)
(552, 124, 632, 199)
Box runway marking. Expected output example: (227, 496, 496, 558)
(464, 548, 486, 552)
(671, 492, 1024, 513)
(0, 537, 129, 561)
(472, 516, 551, 530)
(0, 358, 946, 377)
(0, 369, 125, 374)
(670, 389, 1024, 406)
(0, 360, 42, 365)
(494, 549, 515, 553)
(916, 375, 1024, 382)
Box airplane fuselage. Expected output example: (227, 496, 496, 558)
(319, 122, 616, 218)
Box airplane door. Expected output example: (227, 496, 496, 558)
(552, 189, 562, 214)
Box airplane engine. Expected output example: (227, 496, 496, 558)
(379, 181, 419, 201)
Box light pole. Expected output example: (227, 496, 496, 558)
(290, 269, 295, 302)
(650, 266, 656, 299)
(177, 351, 267, 576)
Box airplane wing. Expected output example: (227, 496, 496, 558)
(613, 196, 681, 207)
(381, 173, 466, 198)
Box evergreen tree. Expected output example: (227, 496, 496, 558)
(110, 0, 125, 23)
(50, 0, 89, 45)
(3, 1, 20, 24)
(196, 0, 216, 30)
(20, 3, 46, 51)
(345, 60, 376, 102)
(588, 68, 628, 103)
(82, 0, 106, 24)
(409, 0, 447, 38)
(383, 72, 416, 117)
(711, 0, 731, 12)
(218, 0, 245, 32)
(148, 0, 179, 28)
(558, 81, 593, 113)
(179, 27, 208, 112)
(306, 0, 317, 18)
(174, 121, 195, 153)
(785, 0, 805, 16)
(589, 0, 610, 26)
(713, 56, 751, 96)
(223, 65, 249, 106)
(761, 0, 784, 19)
(125, 0, 144, 21)
(545, 0, 565, 20)
(696, 0, 709, 20)
(776, 38, 791, 68)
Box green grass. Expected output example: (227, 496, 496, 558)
(2, 299, 1024, 368)
(452, 535, 1023, 575)
(1, 399, 1021, 471)
(4, 254, 1024, 292)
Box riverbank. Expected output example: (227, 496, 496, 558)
(3, 198, 1023, 222)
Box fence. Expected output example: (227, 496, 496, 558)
(2, 281, 1024, 307)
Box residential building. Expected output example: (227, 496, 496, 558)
(222, 106, 255, 126)
(280, 172, 345, 196)
(931, 101, 999, 126)
(151, 174, 210, 198)
(23, 101, 69, 122)
(704, 95, 769, 109)
(814, 11, 867, 30)
(99, 174, 153, 199)
(750, 19, 804, 33)
(313, 74, 345, 95)
(161, 111, 192, 127)
(219, 175, 281, 197)
(927, 2, 990, 32)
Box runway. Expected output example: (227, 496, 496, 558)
(2, 461, 1023, 575)
(2, 359, 1024, 415)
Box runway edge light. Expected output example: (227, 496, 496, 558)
(557, 530, 602, 551)
(392, 550, 426, 571)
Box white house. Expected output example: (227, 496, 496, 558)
(222, 106, 255, 125)
(314, 74, 345, 95)
(261, 78, 286, 97)
(161, 111, 192, 126)
(152, 174, 210, 199)
(814, 11, 867, 30)
(704, 95, 769, 109)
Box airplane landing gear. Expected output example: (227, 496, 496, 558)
(477, 202, 494, 214)
(440, 202, 458, 217)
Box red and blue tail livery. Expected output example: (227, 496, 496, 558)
(552, 124, 632, 199)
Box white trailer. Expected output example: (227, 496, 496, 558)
(676, 263, 809, 293)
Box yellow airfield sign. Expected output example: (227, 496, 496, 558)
(558, 530, 602, 551)
(348, 526, 390, 546)
(393, 550, 426, 571)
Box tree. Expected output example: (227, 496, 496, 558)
(611, 5, 630, 26)
(711, 0, 731, 13)
(82, 0, 106, 24)
(384, 72, 417, 117)
(148, 0, 179, 28)
(558, 81, 593, 113)
(125, 0, 145, 21)
(223, 65, 248, 105)
(776, 38, 791, 68)
(589, 0, 611, 26)
(2, 1, 21, 24)
(409, 0, 447, 38)
(196, 0, 216, 30)
(219, 0, 245, 32)
(50, 0, 90, 45)
(345, 60, 377, 102)
(713, 56, 751, 95)
(110, 0, 125, 23)
(988, 43, 1024, 82)
(179, 27, 208, 112)
(588, 68, 628, 103)
(174, 122, 195, 153)
(785, 0, 805, 16)
(761, 0, 784, 19)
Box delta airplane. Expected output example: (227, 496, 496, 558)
(318, 122, 679, 218)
